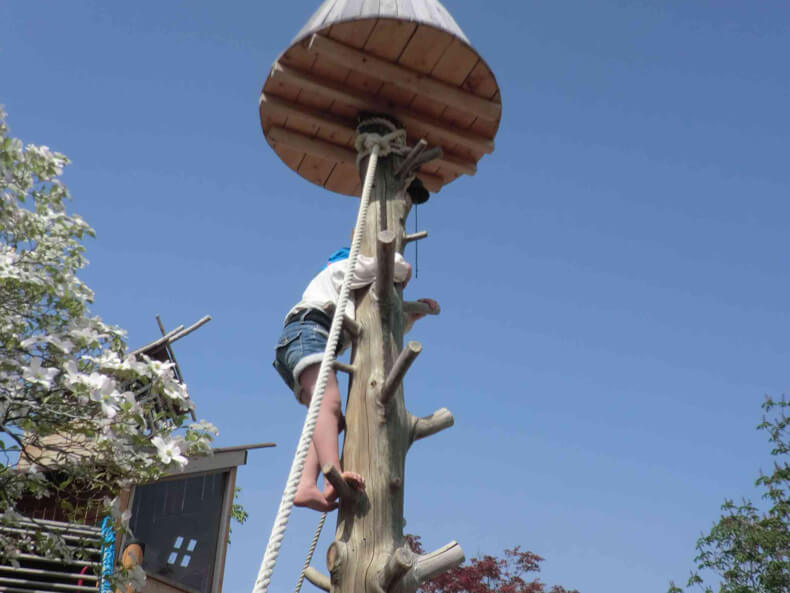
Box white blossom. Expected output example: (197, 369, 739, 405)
(189, 419, 219, 436)
(26, 144, 65, 177)
(151, 436, 188, 467)
(20, 334, 73, 353)
(45, 335, 74, 353)
(21, 357, 59, 389)
(85, 374, 123, 418)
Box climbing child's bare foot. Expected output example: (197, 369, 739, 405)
(324, 471, 365, 502)
(294, 486, 338, 512)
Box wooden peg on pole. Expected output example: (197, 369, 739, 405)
(380, 547, 415, 592)
(375, 230, 397, 302)
(303, 567, 331, 592)
(403, 301, 441, 316)
(341, 314, 362, 338)
(403, 231, 428, 244)
(380, 342, 422, 405)
(411, 408, 454, 444)
(395, 140, 428, 177)
(332, 360, 355, 375)
(322, 464, 359, 504)
(414, 542, 465, 584)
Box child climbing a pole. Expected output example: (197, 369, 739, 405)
(273, 246, 438, 511)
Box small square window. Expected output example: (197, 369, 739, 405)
(187, 539, 198, 552)
(180, 554, 191, 568)
(174, 536, 184, 549)
(167, 552, 178, 565)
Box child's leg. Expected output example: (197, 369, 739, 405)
(298, 364, 365, 499)
(294, 440, 338, 512)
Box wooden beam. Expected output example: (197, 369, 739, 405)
(0, 566, 98, 582)
(268, 126, 354, 166)
(129, 325, 184, 356)
(212, 442, 276, 453)
(267, 125, 444, 192)
(261, 92, 476, 176)
(260, 92, 354, 144)
(169, 314, 212, 343)
(440, 152, 476, 175)
(308, 34, 501, 123)
(270, 63, 494, 155)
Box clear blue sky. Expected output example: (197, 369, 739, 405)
(2, 2, 788, 591)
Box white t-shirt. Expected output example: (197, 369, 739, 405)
(284, 253, 410, 324)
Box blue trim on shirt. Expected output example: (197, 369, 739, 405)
(324, 247, 349, 268)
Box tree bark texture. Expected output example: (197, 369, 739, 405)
(327, 146, 461, 593)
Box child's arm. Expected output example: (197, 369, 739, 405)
(393, 253, 410, 286)
(341, 253, 412, 289)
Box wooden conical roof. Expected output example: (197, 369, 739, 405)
(259, 0, 501, 197)
(293, 0, 470, 46)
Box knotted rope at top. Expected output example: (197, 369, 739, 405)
(355, 116, 409, 167)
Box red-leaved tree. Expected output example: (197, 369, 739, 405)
(406, 536, 579, 593)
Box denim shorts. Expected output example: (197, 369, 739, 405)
(273, 317, 338, 401)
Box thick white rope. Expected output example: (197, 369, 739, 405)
(293, 512, 327, 593)
(251, 144, 381, 593)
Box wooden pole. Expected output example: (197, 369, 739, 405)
(328, 121, 462, 593)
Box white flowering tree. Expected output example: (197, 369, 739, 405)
(0, 108, 216, 566)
